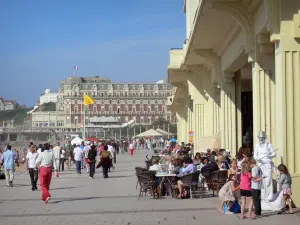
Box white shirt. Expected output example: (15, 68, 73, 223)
(73, 147, 83, 161)
(53, 146, 61, 159)
(84, 145, 90, 158)
(60, 149, 65, 159)
(35, 150, 57, 170)
(251, 166, 262, 190)
(129, 143, 134, 149)
(149, 164, 159, 171)
(107, 145, 115, 158)
(37, 148, 42, 154)
(26, 152, 39, 169)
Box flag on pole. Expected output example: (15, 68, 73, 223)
(74, 65, 79, 70)
(84, 94, 95, 105)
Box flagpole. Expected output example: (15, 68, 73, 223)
(83, 106, 86, 140)
(73, 69, 76, 77)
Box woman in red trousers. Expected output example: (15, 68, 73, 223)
(129, 141, 134, 156)
(35, 143, 59, 203)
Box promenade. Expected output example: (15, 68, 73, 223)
(0, 149, 299, 225)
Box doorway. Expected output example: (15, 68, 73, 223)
(241, 91, 253, 151)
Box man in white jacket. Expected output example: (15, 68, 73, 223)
(52, 142, 61, 171)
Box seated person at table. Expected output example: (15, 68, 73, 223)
(200, 160, 219, 179)
(197, 157, 209, 170)
(217, 155, 230, 170)
(193, 153, 201, 165)
(149, 158, 160, 171)
(177, 158, 196, 198)
(169, 158, 181, 174)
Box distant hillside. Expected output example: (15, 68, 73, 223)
(36, 102, 56, 112)
(0, 107, 33, 125)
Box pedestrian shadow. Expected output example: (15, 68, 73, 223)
(51, 186, 82, 190)
(107, 175, 135, 179)
(0, 184, 31, 188)
(0, 195, 138, 203)
(50, 195, 138, 204)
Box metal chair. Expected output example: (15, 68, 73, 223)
(211, 170, 228, 196)
(136, 173, 158, 199)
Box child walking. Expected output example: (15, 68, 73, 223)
(218, 174, 240, 214)
(240, 162, 255, 219)
(250, 159, 265, 216)
(277, 164, 293, 214)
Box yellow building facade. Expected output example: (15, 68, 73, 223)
(168, 0, 300, 206)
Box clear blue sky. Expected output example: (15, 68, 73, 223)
(0, 0, 185, 106)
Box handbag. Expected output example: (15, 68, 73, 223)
(223, 201, 241, 213)
(96, 160, 102, 168)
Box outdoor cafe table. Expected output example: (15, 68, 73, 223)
(155, 173, 177, 198)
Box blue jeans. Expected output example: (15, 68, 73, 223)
(81, 156, 86, 168)
(75, 161, 81, 174)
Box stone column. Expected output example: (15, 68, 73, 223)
(252, 33, 276, 148)
(272, 1, 300, 206)
(220, 72, 238, 152)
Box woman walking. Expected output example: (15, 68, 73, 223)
(100, 145, 111, 179)
(129, 141, 134, 156)
(35, 143, 59, 203)
(26, 145, 39, 191)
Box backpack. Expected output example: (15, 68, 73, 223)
(88, 149, 97, 160)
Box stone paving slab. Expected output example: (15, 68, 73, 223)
(0, 149, 299, 225)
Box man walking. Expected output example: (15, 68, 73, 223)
(53, 142, 61, 171)
(1, 145, 16, 187)
(73, 143, 83, 174)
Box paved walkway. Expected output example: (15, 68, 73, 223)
(0, 149, 299, 225)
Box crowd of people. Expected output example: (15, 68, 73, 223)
(0, 138, 132, 203)
(146, 141, 293, 218)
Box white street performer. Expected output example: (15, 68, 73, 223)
(254, 131, 276, 202)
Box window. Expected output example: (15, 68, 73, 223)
(140, 93, 143, 97)
(109, 106, 112, 112)
(93, 106, 97, 112)
(101, 106, 104, 111)
(155, 106, 158, 112)
(74, 118, 78, 125)
(101, 93, 104, 97)
(148, 107, 151, 113)
(117, 99, 120, 104)
(140, 106, 143, 112)
(147, 118, 151, 123)
(74, 107, 78, 113)
(109, 100, 112, 104)
(133, 100, 135, 104)
(117, 108, 120, 113)
(147, 93, 150, 96)
(133, 107, 136, 112)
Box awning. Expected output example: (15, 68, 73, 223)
(156, 128, 174, 136)
(135, 129, 162, 138)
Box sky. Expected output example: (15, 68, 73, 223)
(0, 0, 186, 106)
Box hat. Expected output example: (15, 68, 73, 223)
(258, 131, 267, 139)
(86, 141, 91, 145)
(76, 142, 81, 146)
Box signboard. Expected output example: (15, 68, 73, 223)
(188, 131, 194, 143)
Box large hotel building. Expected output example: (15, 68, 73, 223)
(32, 76, 176, 132)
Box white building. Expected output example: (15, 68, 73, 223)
(40, 89, 58, 105)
